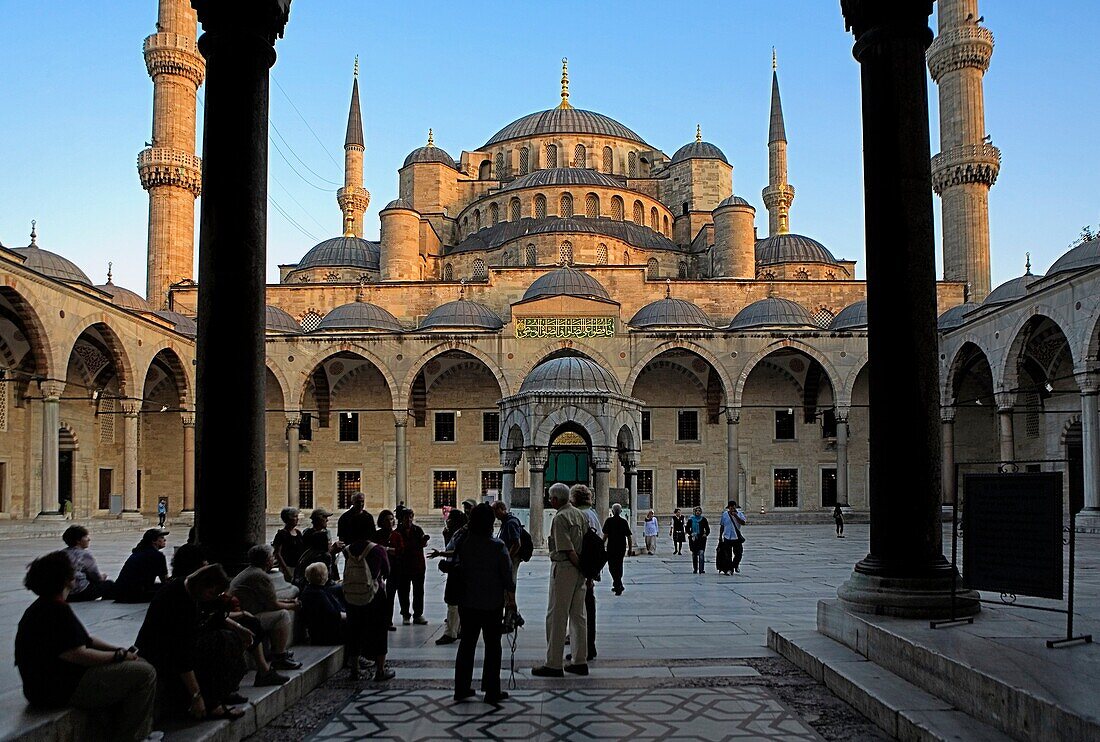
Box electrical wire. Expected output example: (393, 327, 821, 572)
(270, 120, 342, 188)
(268, 194, 318, 242)
(271, 173, 331, 234)
(271, 73, 343, 170)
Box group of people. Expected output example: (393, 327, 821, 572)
(639, 502, 748, 574)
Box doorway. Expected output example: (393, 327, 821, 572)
(545, 426, 591, 505)
(58, 426, 78, 513)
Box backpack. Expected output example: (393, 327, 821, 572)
(579, 527, 607, 579)
(515, 518, 534, 563)
(341, 543, 382, 606)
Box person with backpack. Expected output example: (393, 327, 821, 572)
(341, 520, 394, 681)
(571, 484, 600, 662)
(532, 483, 590, 678)
(491, 501, 531, 630)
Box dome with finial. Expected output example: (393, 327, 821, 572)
(96, 262, 150, 311)
(520, 355, 621, 395)
(420, 289, 504, 331)
(521, 266, 612, 302)
(403, 129, 458, 169)
(671, 125, 728, 164)
(755, 233, 839, 266)
(295, 235, 380, 271)
(12, 222, 93, 286)
(630, 282, 713, 329)
(983, 256, 1042, 306)
(727, 297, 817, 331)
(717, 195, 753, 209)
(316, 300, 403, 332)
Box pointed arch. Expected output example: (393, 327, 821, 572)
(997, 308, 1077, 395)
(535, 404, 609, 449)
(625, 341, 735, 403)
(399, 342, 510, 407)
(296, 343, 399, 411)
(64, 317, 135, 396)
(732, 339, 842, 408)
(517, 342, 619, 387)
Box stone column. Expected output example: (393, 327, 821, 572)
(996, 404, 1015, 469)
(838, 0, 977, 617)
(122, 400, 142, 518)
(285, 413, 300, 509)
(37, 381, 63, 518)
(182, 411, 196, 512)
(394, 414, 407, 510)
(191, 0, 292, 571)
(624, 459, 639, 541)
(941, 409, 956, 505)
(1079, 385, 1100, 525)
(528, 449, 546, 547)
(593, 460, 611, 522)
(835, 410, 849, 506)
(726, 412, 740, 505)
(500, 450, 520, 507)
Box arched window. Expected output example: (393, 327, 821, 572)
(474, 209, 482, 230)
(489, 203, 499, 225)
(650, 207, 659, 230)
(646, 258, 659, 278)
(545, 143, 557, 168)
(678, 261, 688, 279)
(535, 194, 547, 219)
(633, 200, 644, 224)
(472, 259, 488, 280)
(585, 193, 599, 219)
(663, 215, 670, 235)
(300, 311, 323, 332)
(602, 146, 613, 173)
(559, 193, 573, 217)
(795, 268, 810, 281)
(478, 160, 491, 180)
(509, 197, 521, 221)
(525, 244, 537, 266)
(443, 263, 454, 280)
(495, 152, 505, 178)
(519, 147, 530, 175)
(596, 243, 608, 265)
(324, 271, 340, 282)
(623, 250, 630, 265)
(559, 241, 574, 266)
(611, 195, 624, 221)
(628, 151, 638, 177)
(573, 144, 586, 168)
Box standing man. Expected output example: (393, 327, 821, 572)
(571, 484, 599, 662)
(603, 503, 633, 595)
(157, 499, 167, 528)
(718, 501, 747, 575)
(491, 501, 523, 614)
(531, 483, 589, 677)
(337, 492, 376, 544)
(395, 509, 429, 625)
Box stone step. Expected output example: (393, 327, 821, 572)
(769, 628, 1013, 742)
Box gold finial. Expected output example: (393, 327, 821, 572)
(106, 262, 114, 285)
(29, 220, 37, 246)
(1025, 252, 1031, 274)
(772, 47, 777, 71)
(459, 278, 467, 300)
(427, 128, 434, 147)
(665, 278, 672, 298)
(343, 210, 355, 237)
(696, 124, 702, 143)
(354, 55, 359, 79)
(558, 57, 572, 110)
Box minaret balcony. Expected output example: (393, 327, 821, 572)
(143, 32, 205, 87)
(927, 25, 994, 80)
(138, 147, 203, 197)
(931, 142, 1001, 193)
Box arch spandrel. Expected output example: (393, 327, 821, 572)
(625, 340, 734, 401)
(295, 342, 399, 408)
(399, 341, 508, 405)
(63, 315, 136, 397)
(732, 338, 842, 408)
(141, 344, 193, 407)
(533, 404, 609, 449)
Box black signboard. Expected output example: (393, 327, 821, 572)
(963, 473, 1063, 600)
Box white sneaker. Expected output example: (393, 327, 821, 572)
(402, 617, 412, 625)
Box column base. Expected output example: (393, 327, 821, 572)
(1075, 508, 1100, 534)
(120, 510, 145, 521)
(838, 569, 980, 619)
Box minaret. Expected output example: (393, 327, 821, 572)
(337, 58, 370, 238)
(138, 0, 205, 307)
(761, 50, 794, 236)
(928, 0, 999, 301)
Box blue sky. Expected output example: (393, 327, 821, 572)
(0, 1, 1097, 291)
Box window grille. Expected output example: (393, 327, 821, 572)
(633, 201, 644, 224)
(545, 143, 557, 168)
(324, 272, 340, 282)
(596, 243, 608, 265)
(525, 244, 537, 266)
(519, 147, 530, 174)
(495, 152, 505, 178)
(559, 241, 574, 266)
(559, 193, 573, 217)
(0, 380, 7, 432)
(640, 410, 651, 441)
(338, 412, 359, 442)
(509, 198, 521, 221)
(774, 410, 795, 440)
(650, 207, 659, 230)
(474, 209, 481, 231)
(637, 470, 654, 510)
(337, 470, 361, 509)
(481, 470, 503, 497)
(573, 144, 586, 168)
(585, 193, 599, 219)
(433, 470, 458, 508)
(99, 397, 115, 443)
(628, 151, 638, 177)
(677, 410, 699, 441)
(434, 411, 456, 442)
(811, 307, 834, 327)
(535, 194, 547, 219)
(611, 196, 623, 221)
(646, 258, 659, 278)
(676, 469, 701, 508)
(602, 146, 613, 173)
(821, 468, 838, 507)
(298, 471, 314, 509)
(678, 261, 688, 279)
(300, 311, 323, 332)
(443, 264, 454, 281)
(773, 468, 799, 508)
(472, 259, 487, 280)
(795, 268, 810, 280)
(489, 203, 499, 225)
(482, 412, 500, 442)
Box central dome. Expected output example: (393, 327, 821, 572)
(520, 356, 621, 395)
(500, 168, 623, 192)
(522, 266, 611, 302)
(483, 108, 648, 148)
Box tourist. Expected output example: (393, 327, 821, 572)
(15, 551, 157, 741)
(395, 508, 429, 625)
(112, 528, 169, 603)
(296, 508, 344, 584)
(833, 503, 845, 538)
(603, 503, 633, 595)
(272, 507, 304, 582)
(337, 492, 375, 545)
(62, 525, 113, 602)
(688, 506, 711, 574)
(643, 510, 659, 554)
(170, 543, 207, 580)
(717, 500, 747, 575)
(300, 562, 346, 646)
(157, 498, 167, 528)
(432, 508, 468, 646)
(453, 503, 514, 704)
(376, 509, 401, 631)
(228, 545, 303, 671)
(341, 520, 394, 682)
(531, 482, 589, 677)
(670, 508, 687, 555)
(491, 500, 524, 620)
(571, 484, 599, 662)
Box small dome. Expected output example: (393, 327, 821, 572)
(12, 246, 93, 285)
(296, 236, 380, 271)
(153, 310, 197, 337)
(97, 281, 150, 312)
(728, 297, 817, 331)
(520, 356, 621, 395)
(315, 301, 403, 332)
(983, 273, 1042, 306)
(938, 302, 981, 331)
(716, 195, 753, 209)
(829, 300, 868, 331)
(402, 145, 457, 170)
(500, 168, 622, 192)
(522, 266, 611, 303)
(484, 108, 648, 148)
(629, 297, 713, 329)
(419, 300, 503, 331)
(1047, 237, 1100, 277)
(265, 306, 300, 334)
(755, 233, 838, 266)
(670, 140, 728, 165)
(381, 198, 417, 212)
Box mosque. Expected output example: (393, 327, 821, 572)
(0, 0, 1096, 539)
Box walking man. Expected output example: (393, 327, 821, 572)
(687, 506, 710, 574)
(718, 501, 746, 575)
(603, 503, 633, 595)
(571, 484, 599, 662)
(532, 483, 589, 677)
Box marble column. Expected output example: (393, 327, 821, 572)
(500, 450, 520, 507)
(726, 412, 740, 506)
(394, 414, 407, 510)
(122, 400, 142, 517)
(285, 413, 300, 509)
(624, 459, 639, 541)
(997, 405, 1015, 469)
(528, 450, 546, 547)
(191, 0, 291, 571)
(941, 410, 956, 505)
(182, 411, 196, 512)
(835, 411, 849, 506)
(37, 381, 63, 518)
(1079, 387, 1100, 521)
(838, 0, 977, 617)
(593, 463, 611, 522)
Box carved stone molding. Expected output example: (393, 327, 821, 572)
(144, 33, 206, 88)
(927, 25, 994, 81)
(138, 147, 203, 197)
(931, 143, 1001, 193)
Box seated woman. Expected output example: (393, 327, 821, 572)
(62, 525, 113, 602)
(112, 528, 169, 603)
(15, 551, 157, 741)
(299, 562, 346, 645)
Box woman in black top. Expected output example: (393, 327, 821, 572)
(272, 507, 304, 582)
(112, 528, 169, 602)
(670, 509, 687, 555)
(687, 506, 711, 574)
(15, 552, 157, 741)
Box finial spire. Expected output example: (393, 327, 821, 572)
(343, 211, 355, 237)
(459, 278, 467, 300)
(1025, 252, 1031, 275)
(354, 55, 359, 79)
(558, 57, 572, 110)
(665, 278, 672, 298)
(344, 62, 364, 149)
(772, 47, 777, 71)
(427, 128, 434, 147)
(29, 220, 37, 246)
(107, 262, 114, 285)
(696, 124, 702, 143)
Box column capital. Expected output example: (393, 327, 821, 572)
(527, 447, 548, 471)
(393, 409, 409, 427)
(940, 406, 957, 424)
(842, 0, 934, 58)
(834, 406, 851, 423)
(500, 451, 521, 470)
(120, 399, 143, 416)
(1074, 370, 1100, 395)
(993, 391, 1015, 413)
(192, 0, 292, 46)
(284, 411, 301, 428)
(38, 380, 64, 401)
(724, 408, 741, 425)
(181, 410, 197, 427)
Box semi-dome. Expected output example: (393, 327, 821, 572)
(296, 235, 380, 271)
(829, 300, 867, 331)
(448, 216, 678, 255)
(1047, 237, 1100, 277)
(484, 108, 648, 148)
(381, 198, 416, 212)
(629, 297, 712, 329)
(716, 195, 753, 209)
(315, 301, 403, 332)
(97, 280, 151, 312)
(499, 168, 622, 192)
(670, 140, 728, 165)
(521, 266, 611, 302)
(519, 355, 621, 395)
(419, 299, 503, 331)
(153, 310, 197, 337)
(402, 145, 457, 170)
(983, 272, 1042, 306)
(728, 297, 817, 331)
(938, 302, 981, 331)
(265, 305, 300, 334)
(13, 245, 93, 285)
(755, 233, 838, 266)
